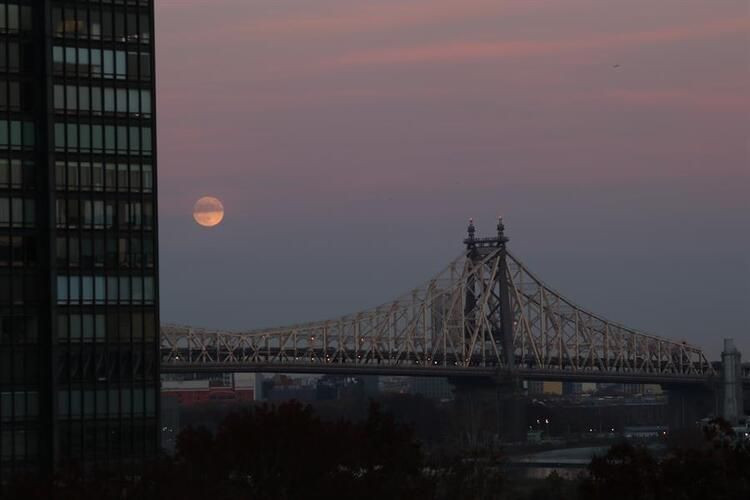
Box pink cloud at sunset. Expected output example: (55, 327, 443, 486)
(605, 89, 749, 113)
(333, 18, 749, 66)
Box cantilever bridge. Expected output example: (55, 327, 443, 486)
(161, 220, 717, 386)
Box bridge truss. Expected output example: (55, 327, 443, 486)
(161, 222, 714, 381)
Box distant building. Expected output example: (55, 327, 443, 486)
(379, 376, 410, 394)
(528, 381, 543, 394)
(161, 379, 254, 406)
(408, 377, 454, 401)
(231, 372, 257, 391)
(160, 396, 180, 454)
(267, 386, 316, 402)
(314, 375, 378, 401)
(622, 384, 644, 395)
(643, 384, 663, 395)
(623, 425, 668, 439)
(563, 382, 597, 395)
(528, 381, 563, 395)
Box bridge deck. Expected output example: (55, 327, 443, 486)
(160, 362, 720, 386)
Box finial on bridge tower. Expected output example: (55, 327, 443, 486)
(497, 216, 509, 245)
(467, 218, 475, 241)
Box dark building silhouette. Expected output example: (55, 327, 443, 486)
(1, 0, 158, 478)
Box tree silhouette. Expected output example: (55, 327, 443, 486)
(579, 441, 659, 500)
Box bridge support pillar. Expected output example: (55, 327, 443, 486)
(450, 375, 527, 446)
(496, 376, 527, 443)
(664, 386, 714, 430)
(721, 338, 743, 425)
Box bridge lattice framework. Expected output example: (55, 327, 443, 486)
(161, 220, 714, 383)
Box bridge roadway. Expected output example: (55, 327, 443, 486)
(161, 222, 738, 389)
(160, 344, 748, 386)
(160, 357, 720, 386)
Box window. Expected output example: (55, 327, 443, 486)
(57, 276, 68, 302)
(0, 4, 32, 33)
(144, 237, 154, 268)
(142, 165, 153, 192)
(117, 164, 128, 190)
(119, 276, 130, 303)
(69, 237, 80, 267)
(127, 51, 150, 79)
(129, 165, 141, 191)
(0, 197, 34, 228)
(0, 40, 32, 72)
(1, 391, 39, 423)
(0, 159, 33, 189)
(0, 81, 32, 111)
(0, 120, 34, 149)
(144, 277, 154, 302)
(0, 236, 35, 267)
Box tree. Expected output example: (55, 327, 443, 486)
(579, 441, 658, 500)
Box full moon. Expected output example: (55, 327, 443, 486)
(193, 196, 225, 227)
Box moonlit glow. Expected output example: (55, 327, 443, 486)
(193, 196, 225, 227)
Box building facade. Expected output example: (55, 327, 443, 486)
(1, 0, 158, 478)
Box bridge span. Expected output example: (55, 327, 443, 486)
(161, 219, 719, 387)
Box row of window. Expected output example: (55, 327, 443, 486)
(59, 419, 157, 461)
(0, 309, 157, 346)
(55, 161, 153, 193)
(3, 389, 157, 422)
(0, 4, 32, 33)
(53, 7, 151, 43)
(58, 388, 156, 418)
(56, 199, 154, 229)
(0, 274, 39, 305)
(0, 120, 34, 150)
(0, 40, 33, 73)
(57, 346, 156, 385)
(0, 197, 154, 230)
(0, 391, 37, 422)
(97, 0, 151, 4)
(54, 123, 152, 154)
(0, 81, 33, 112)
(54, 84, 152, 116)
(0, 310, 39, 345)
(56, 234, 155, 269)
(58, 310, 157, 343)
(0, 345, 38, 381)
(53, 46, 151, 80)
(0, 236, 36, 268)
(0, 159, 33, 190)
(0, 314, 37, 344)
(0, 198, 35, 228)
(56, 274, 156, 304)
(0, 429, 36, 461)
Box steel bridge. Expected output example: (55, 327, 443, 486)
(161, 219, 718, 386)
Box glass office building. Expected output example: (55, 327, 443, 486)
(1, 0, 158, 478)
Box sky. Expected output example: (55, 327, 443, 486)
(154, 0, 749, 359)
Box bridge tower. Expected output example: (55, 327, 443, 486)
(721, 338, 743, 424)
(457, 219, 525, 442)
(463, 217, 515, 370)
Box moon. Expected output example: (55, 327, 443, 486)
(193, 196, 224, 227)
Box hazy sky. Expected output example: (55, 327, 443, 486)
(155, 0, 749, 358)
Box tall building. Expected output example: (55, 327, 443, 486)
(1, 0, 158, 478)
